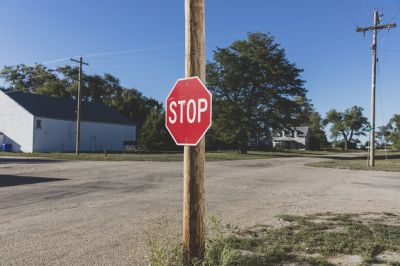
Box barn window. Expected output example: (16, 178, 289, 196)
(36, 119, 42, 129)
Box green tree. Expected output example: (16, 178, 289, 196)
(0, 64, 69, 97)
(386, 114, 400, 149)
(138, 110, 175, 151)
(207, 32, 309, 153)
(376, 125, 391, 147)
(114, 88, 163, 129)
(308, 111, 328, 150)
(0, 64, 163, 133)
(324, 106, 368, 150)
(55, 65, 79, 97)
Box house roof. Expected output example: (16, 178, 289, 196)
(294, 127, 309, 135)
(5, 91, 133, 126)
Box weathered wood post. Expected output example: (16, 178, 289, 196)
(183, 0, 206, 263)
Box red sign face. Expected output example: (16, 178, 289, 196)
(165, 77, 212, 146)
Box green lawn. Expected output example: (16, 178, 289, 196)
(0, 150, 335, 162)
(307, 152, 400, 172)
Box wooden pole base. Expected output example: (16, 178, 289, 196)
(183, 138, 205, 263)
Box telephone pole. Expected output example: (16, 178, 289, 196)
(356, 10, 396, 167)
(183, 0, 206, 263)
(71, 57, 89, 155)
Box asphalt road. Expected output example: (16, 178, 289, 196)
(0, 156, 399, 265)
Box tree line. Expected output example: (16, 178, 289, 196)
(0, 62, 176, 150)
(1, 32, 398, 152)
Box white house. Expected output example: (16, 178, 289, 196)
(0, 91, 136, 153)
(272, 127, 310, 150)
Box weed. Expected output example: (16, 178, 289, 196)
(143, 217, 182, 266)
(145, 213, 400, 265)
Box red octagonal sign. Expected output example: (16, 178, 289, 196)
(165, 77, 212, 146)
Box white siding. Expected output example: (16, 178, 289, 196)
(0, 91, 34, 152)
(80, 121, 136, 152)
(33, 118, 75, 152)
(33, 117, 136, 152)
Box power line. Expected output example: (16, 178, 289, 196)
(41, 57, 71, 65)
(0, 64, 75, 75)
(0, 32, 251, 74)
(0, 66, 46, 75)
(339, 0, 357, 27)
(377, 57, 385, 125)
(376, 57, 388, 160)
(388, 5, 400, 23)
(67, 33, 248, 60)
(0, 43, 182, 73)
(0, 44, 183, 74)
(0, 68, 79, 84)
(2, 79, 63, 93)
(83, 43, 184, 58)
(89, 51, 182, 65)
(90, 61, 168, 69)
(354, 0, 370, 25)
(3, 88, 28, 93)
(10, 72, 58, 79)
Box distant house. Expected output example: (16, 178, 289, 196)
(0, 91, 136, 152)
(272, 127, 310, 150)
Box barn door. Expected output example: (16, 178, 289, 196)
(90, 137, 97, 152)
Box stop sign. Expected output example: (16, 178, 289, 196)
(165, 77, 212, 146)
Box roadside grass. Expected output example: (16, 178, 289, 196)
(0, 149, 340, 162)
(307, 152, 400, 172)
(145, 213, 400, 266)
(0, 151, 185, 162)
(1, 149, 397, 163)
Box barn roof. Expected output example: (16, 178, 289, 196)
(5, 91, 133, 126)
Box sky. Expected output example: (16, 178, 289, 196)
(1, 0, 399, 136)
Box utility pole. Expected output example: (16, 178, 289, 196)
(356, 10, 396, 167)
(71, 57, 89, 155)
(183, 0, 205, 263)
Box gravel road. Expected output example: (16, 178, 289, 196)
(0, 156, 399, 265)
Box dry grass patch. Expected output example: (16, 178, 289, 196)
(145, 213, 400, 265)
(307, 155, 400, 172)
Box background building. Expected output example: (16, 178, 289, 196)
(0, 91, 136, 152)
(272, 127, 310, 150)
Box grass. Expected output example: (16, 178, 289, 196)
(2, 149, 399, 171)
(146, 213, 400, 266)
(307, 151, 400, 172)
(0, 149, 337, 162)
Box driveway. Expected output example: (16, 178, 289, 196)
(0, 156, 399, 265)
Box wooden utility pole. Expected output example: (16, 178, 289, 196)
(71, 57, 89, 155)
(356, 10, 396, 167)
(183, 0, 206, 263)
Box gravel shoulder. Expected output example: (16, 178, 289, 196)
(0, 156, 399, 265)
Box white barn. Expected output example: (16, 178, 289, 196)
(0, 91, 136, 153)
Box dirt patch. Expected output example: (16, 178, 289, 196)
(376, 251, 400, 264)
(328, 255, 362, 265)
